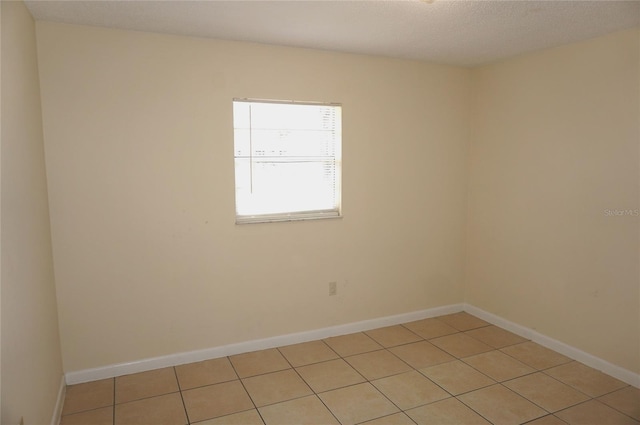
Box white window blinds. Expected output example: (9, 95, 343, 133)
(233, 99, 342, 223)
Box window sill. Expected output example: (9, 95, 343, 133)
(235, 210, 342, 225)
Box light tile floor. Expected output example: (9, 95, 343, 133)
(60, 312, 640, 425)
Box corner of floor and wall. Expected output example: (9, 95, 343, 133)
(2, 0, 639, 423)
(463, 25, 639, 386)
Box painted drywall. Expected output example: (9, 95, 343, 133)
(36, 22, 472, 373)
(1, 2, 3, 419)
(1, 1, 64, 423)
(467, 28, 640, 374)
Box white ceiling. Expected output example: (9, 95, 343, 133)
(25, 0, 640, 67)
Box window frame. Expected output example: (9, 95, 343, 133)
(232, 98, 343, 225)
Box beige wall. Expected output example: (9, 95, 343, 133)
(1, 2, 64, 423)
(467, 29, 640, 373)
(34, 19, 639, 379)
(36, 22, 472, 373)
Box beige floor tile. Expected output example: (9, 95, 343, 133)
(437, 312, 490, 331)
(458, 384, 547, 425)
(242, 369, 312, 407)
(360, 412, 416, 425)
(545, 361, 628, 397)
(365, 325, 422, 347)
(389, 340, 454, 369)
(64, 317, 640, 425)
(115, 367, 178, 404)
(278, 340, 338, 367)
(324, 332, 383, 357)
(525, 415, 569, 425)
(192, 409, 264, 425)
(598, 386, 640, 421)
(556, 400, 639, 425)
(463, 350, 535, 382)
(62, 378, 114, 415)
(406, 397, 491, 425)
(175, 357, 237, 390)
(420, 360, 495, 395)
(229, 348, 290, 378)
(345, 349, 412, 380)
(501, 341, 572, 370)
(465, 325, 528, 348)
(402, 318, 458, 340)
(258, 395, 339, 425)
(114, 393, 187, 425)
(60, 406, 113, 425)
(504, 372, 589, 412)
(296, 358, 365, 393)
(182, 380, 254, 423)
(319, 382, 399, 425)
(372, 370, 449, 410)
(430, 333, 493, 358)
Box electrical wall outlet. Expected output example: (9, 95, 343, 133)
(329, 281, 337, 296)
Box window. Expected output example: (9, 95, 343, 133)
(233, 99, 342, 224)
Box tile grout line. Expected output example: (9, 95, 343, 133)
(331, 322, 494, 424)
(275, 343, 345, 425)
(112, 377, 116, 425)
(438, 318, 638, 424)
(539, 363, 623, 398)
(328, 326, 455, 425)
(111, 390, 184, 407)
(419, 337, 499, 425)
(227, 353, 268, 425)
(367, 321, 499, 425)
(448, 354, 552, 423)
(531, 365, 595, 401)
(551, 387, 639, 423)
(316, 343, 410, 425)
(172, 366, 191, 425)
(520, 414, 561, 424)
(276, 336, 424, 424)
(173, 376, 238, 393)
(354, 411, 419, 425)
(394, 316, 544, 425)
(497, 343, 572, 370)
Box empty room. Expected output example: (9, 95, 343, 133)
(2, 0, 639, 424)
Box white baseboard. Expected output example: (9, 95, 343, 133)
(65, 303, 639, 389)
(50, 374, 66, 425)
(65, 303, 464, 384)
(464, 304, 640, 388)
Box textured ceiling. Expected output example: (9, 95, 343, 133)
(25, 0, 640, 66)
